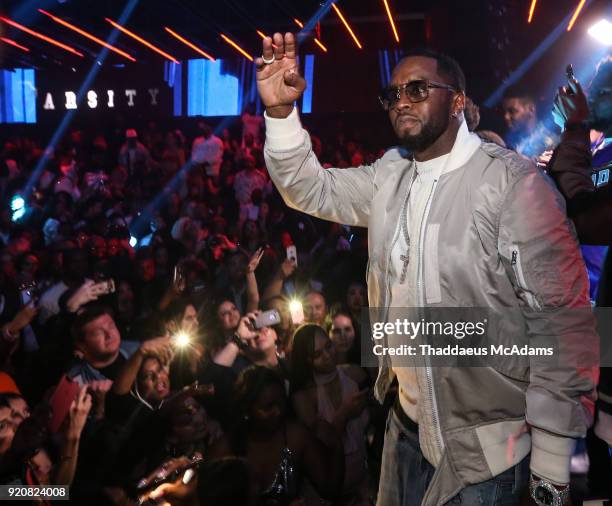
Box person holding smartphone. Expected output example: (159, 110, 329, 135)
(547, 58, 612, 244)
(545, 57, 612, 500)
(212, 309, 289, 379)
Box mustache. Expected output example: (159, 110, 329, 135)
(395, 113, 420, 124)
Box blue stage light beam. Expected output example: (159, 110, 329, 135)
(129, 159, 195, 238)
(11, 0, 55, 24)
(296, 0, 335, 46)
(23, 0, 139, 199)
(130, 1, 337, 235)
(484, 0, 594, 108)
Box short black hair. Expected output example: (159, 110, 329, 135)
(398, 48, 466, 93)
(164, 297, 196, 324)
(70, 304, 115, 343)
(502, 84, 536, 105)
(234, 366, 286, 420)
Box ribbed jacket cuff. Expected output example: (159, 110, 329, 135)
(530, 428, 576, 485)
(264, 107, 304, 151)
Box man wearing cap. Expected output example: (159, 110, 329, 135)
(118, 128, 152, 180)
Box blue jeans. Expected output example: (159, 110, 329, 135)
(377, 409, 530, 506)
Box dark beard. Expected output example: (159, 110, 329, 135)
(399, 113, 450, 152)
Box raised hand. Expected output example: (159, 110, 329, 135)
(552, 77, 589, 130)
(247, 247, 264, 274)
(140, 336, 175, 364)
(255, 32, 307, 118)
(67, 386, 92, 439)
(4, 304, 38, 336)
(236, 312, 260, 343)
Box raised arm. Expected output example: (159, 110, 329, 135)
(257, 33, 377, 227)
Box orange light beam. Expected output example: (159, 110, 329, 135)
(382, 0, 400, 42)
(105, 18, 179, 63)
(164, 27, 215, 61)
(0, 37, 30, 52)
(527, 0, 538, 23)
(256, 30, 279, 48)
(220, 33, 253, 61)
(38, 9, 135, 62)
(567, 0, 587, 31)
(313, 38, 328, 52)
(0, 16, 83, 56)
(331, 3, 362, 49)
(293, 18, 328, 52)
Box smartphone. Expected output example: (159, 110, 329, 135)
(289, 299, 305, 325)
(173, 264, 186, 292)
(93, 279, 115, 295)
(20, 285, 39, 307)
(565, 64, 575, 96)
(286, 245, 297, 266)
(136, 455, 203, 493)
(48, 375, 81, 433)
(20, 288, 33, 306)
(254, 309, 281, 330)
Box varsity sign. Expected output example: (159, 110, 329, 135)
(40, 88, 161, 111)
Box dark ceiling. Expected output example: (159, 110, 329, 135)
(0, 0, 610, 106)
(0, 0, 436, 68)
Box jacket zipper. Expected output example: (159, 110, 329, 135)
(510, 245, 541, 310)
(417, 176, 445, 456)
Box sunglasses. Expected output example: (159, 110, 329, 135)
(379, 79, 459, 111)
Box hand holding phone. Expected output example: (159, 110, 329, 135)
(565, 64, 575, 94)
(173, 264, 186, 293)
(48, 375, 81, 433)
(136, 453, 202, 494)
(91, 279, 115, 296)
(253, 309, 281, 329)
(286, 245, 297, 266)
(552, 63, 589, 129)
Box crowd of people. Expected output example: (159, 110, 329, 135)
(0, 102, 383, 505)
(0, 50, 611, 505)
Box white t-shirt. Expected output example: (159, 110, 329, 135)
(191, 135, 224, 176)
(388, 121, 482, 422)
(38, 281, 69, 324)
(389, 153, 449, 421)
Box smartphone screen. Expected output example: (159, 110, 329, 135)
(286, 245, 297, 265)
(20, 289, 32, 306)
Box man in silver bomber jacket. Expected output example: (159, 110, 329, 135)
(255, 33, 597, 506)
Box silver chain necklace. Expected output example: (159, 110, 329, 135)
(398, 160, 417, 284)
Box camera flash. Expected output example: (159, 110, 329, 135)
(174, 332, 191, 348)
(289, 299, 304, 325)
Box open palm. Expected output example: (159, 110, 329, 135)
(256, 32, 306, 112)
